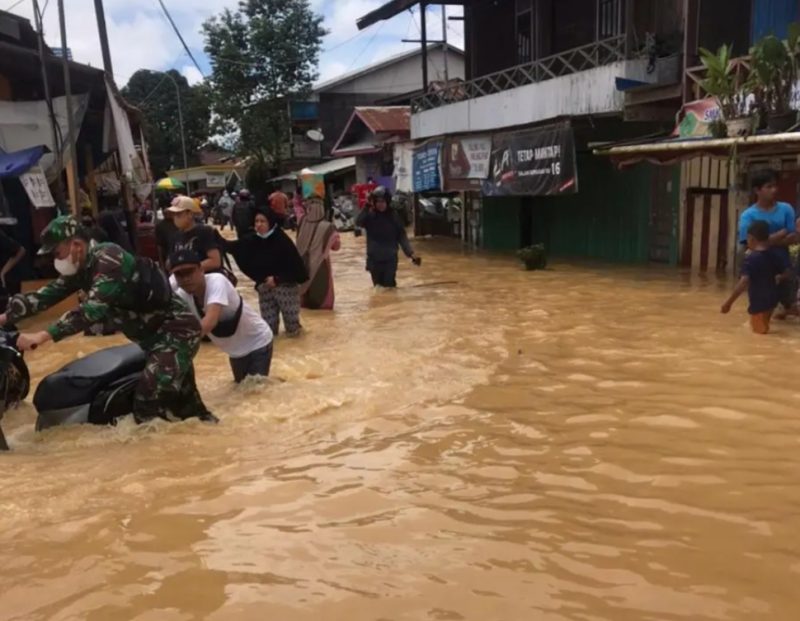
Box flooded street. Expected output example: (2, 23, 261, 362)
(2, 234, 800, 621)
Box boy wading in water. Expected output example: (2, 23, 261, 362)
(737, 169, 798, 318)
(721, 220, 791, 334)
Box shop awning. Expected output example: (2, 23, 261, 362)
(0, 145, 47, 178)
(269, 156, 356, 182)
(596, 131, 800, 167)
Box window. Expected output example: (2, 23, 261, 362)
(517, 11, 533, 64)
(598, 0, 622, 39)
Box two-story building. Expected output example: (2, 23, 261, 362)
(359, 0, 800, 269)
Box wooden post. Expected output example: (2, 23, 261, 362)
(64, 156, 78, 216)
(624, 0, 635, 56)
(682, 0, 700, 103)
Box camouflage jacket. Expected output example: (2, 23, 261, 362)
(6, 242, 189, 344)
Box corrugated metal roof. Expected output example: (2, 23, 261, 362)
(268, 157, 356, 182)
(354, 106, 410, 134)
(330, 106, 410, 156)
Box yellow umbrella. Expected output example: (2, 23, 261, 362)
(155, 177, 185, 191)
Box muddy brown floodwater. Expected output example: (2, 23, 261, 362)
(1, 234, 799, 621)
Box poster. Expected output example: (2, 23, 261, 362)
(673, 99, 721, 138)
(445, 136, 491, 179)
(205, 171, 227, 188)
(482, 126, 577, 197)
(412, 140, 442, 192)
(393, 142, 414, 193)
(19, 166, 55, 208)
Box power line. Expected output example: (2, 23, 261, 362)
(136, 72, 171, 107)
(346, 18, 386, 71)
(5, 0, 25, 11)
(155, 0, 205, 77)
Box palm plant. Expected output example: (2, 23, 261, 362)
(699, 44, 750, 120)
(750, 23, 800, 130)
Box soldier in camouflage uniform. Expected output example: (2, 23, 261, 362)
(0, 215, 216, 424)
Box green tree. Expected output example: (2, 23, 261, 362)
(202, 0, 326, 179)
(121, 69, 211, 178)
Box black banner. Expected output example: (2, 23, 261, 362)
(482, 126, 578, 197)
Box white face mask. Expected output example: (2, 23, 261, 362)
(54, 256, 79, 276)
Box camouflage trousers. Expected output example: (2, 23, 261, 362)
(130, 311, 211, 423)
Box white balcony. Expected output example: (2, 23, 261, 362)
(411, 36, 655, 139)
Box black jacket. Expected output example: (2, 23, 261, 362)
(356, 208, 414, 263)
(226, 228, 308, 286)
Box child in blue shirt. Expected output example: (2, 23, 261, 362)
(722, 220, 792, 334)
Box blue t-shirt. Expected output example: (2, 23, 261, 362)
(739, 202, 796, 250)
(741, 248, 790, 314)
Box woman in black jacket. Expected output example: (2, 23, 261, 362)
(226, 208, 308, 337)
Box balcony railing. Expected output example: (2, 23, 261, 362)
(412, 35, 627, 113)
(685, 56, 751, 102)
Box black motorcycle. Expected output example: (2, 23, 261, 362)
(0, 332, 146, 450)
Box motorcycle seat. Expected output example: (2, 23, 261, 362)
(33, 344, 146, 410)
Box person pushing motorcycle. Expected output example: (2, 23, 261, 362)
(0, 215, 216, 424)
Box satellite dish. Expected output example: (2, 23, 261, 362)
(306, 128, 325, 143)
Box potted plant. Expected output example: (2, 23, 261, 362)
(699, 44, 754, 137)
(750, 24, 800, 133)
(517, 244, 547, 271)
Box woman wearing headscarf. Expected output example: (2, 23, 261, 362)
(225, 208, 308, 337)
(295, 197, 341, 310)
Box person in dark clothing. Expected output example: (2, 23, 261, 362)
(98, 210, 133, 253)
(155, 210, 178, 267)
(355, 186, 420, 288)
(232, 189, 255, 239)
(166, 196, 222, 273)
(226, 208, 308, 336)
(721, 220, 792, 334)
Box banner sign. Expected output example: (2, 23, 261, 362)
(20, 166, 55, 208)
(205, 171, 227, 188)
(412, 140, 442, 192)
(482, 126, 577, 197)
(445, 136, 491, 179)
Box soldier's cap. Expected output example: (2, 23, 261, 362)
(38, 215, 83, 255)
(166, 195, 202, 215)
(168, 249, 202, 273)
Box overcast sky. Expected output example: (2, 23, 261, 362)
(9, 0, 463, 90)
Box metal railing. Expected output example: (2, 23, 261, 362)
(685, 56, 751, 102)
(412, 35, 627, 113)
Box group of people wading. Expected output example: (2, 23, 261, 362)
(0, 185, 419, 425)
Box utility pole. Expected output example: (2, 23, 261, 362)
(57, 0, 80, 215)
(93, 0, 114, 77)
(441, 4, 449, 84)
(420, 2, 429, 91)
(32, 0, 65, 209)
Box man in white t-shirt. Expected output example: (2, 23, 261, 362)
(169, 250, 274, 383)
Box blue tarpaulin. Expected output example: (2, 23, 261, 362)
(752, 0, 799, 43)
(0, 145, 47, 179)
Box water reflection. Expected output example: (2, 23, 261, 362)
(0, 236, 798, 620)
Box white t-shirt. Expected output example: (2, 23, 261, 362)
(171, 273, 273, 359)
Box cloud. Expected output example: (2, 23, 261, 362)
(182, 65, 204, 86)
(7, 0, 463, 88)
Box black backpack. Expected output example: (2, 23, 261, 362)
(132, 257, 172, 312)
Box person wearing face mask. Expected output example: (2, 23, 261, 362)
(356, 186, 421, 288)
(0, 215, 216, 425)
(224, 208, 308, 337)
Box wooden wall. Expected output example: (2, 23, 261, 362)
(679, 156, 740, 273)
